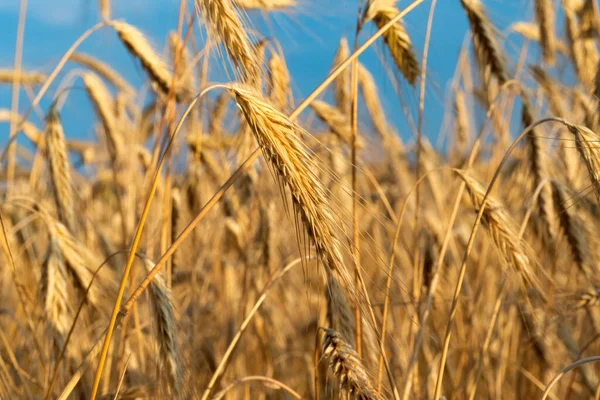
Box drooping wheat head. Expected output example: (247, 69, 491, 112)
(364, 0, 419, 85)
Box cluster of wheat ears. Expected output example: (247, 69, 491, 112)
(1, 0, 600, 398)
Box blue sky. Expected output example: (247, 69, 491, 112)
(0, 0, 531, 148)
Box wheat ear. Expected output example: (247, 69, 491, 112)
(460, 0, 509, 83)
(511, 22, 570, 56)
(69, 53, 135, 96)
(196, 0, 260, 85)
(45, 107, 76, 233)
(535, 0, 556, 65)
(112, 21, 181, 99)
(454, 169, 539, 288)
(358, 63, 392, 140)
(229, 85, 356, 298)
(0, 69, 46, 85)
(234, 0, 296, 10)
(332, 37, 351, 114)
(310, 100, 353, 143)
(322, 328, 381, 400)
(567, 123, 600, 201)
(82, 72, 121, 153)
(144, 257, 182, 396)
(41, 238, 71, 338)
(550, 180, 592, 277)
(364, 0, 419, 85)
(267, 52, 291, 111)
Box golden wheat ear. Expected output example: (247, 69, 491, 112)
(267, 52, 291, 111)
(144, 257, 183, 397)
(567, 123, 600, 202)
(0, 69, 46, 85)
(45, 106, 76, 233)
(460, 0, 509, 83)
(234, 0, 296, 11)
(364, 0, 419, 85)
(321, 328, 381, 400)
(228, 85, 357, 298)
(69, 53, 135, 96)
(112, 21, 183, 100)
(358, 63, 393, 140)
(41, 238, 71, 340)
(82, 72, 121, 154)
(196, 0, 261, 86)
(453, 169, 541, 291)
(535, 0, 556, 65)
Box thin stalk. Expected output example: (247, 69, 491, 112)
(6, 0, 27, 195)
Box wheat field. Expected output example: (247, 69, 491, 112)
(1, 0, 600, 398)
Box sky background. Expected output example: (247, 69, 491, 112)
(0, 0, 533, 151)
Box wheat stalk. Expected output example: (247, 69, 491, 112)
(99, 0, 110, 20)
